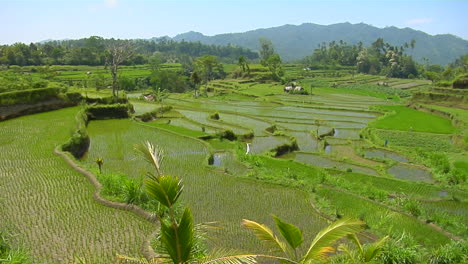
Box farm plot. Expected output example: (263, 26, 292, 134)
(177, 109, 251, 135)
(333, 170, 468, 200)
(250, 136, 291, 154)
(277, 106, 378, 119)
(387, 164, 434, 183)
(316, 186, 451, 247)
(293, 152, 379, 176)
(85, 119, 208, 178)
(213, 112, 272, 136)
(373, 129, 455, 152)
(287, 131, 319, 152)
(364, 148, 409, 162)
(83, 119, 329, 252)
(131, 101, 159, 115)
(0, 108, 153, 263)
(160, 118, 218, 134)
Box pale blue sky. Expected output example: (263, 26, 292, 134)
(1, 0, 467, 44)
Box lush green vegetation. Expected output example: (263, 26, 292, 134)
(0, 108, 154, 263)
(371, 105, 457, 134)
(1, 34, 467, 263)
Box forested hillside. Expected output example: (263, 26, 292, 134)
(173, 22, 468, 64)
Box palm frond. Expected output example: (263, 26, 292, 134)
(161, 207, 194, 264)
(145, 175, 183, 208)
(116, 255, 162, 263)
(198, 249, 257, 264)
(135, 141, 164, 176)
(347, 234, 364, 256)
(303, 218, 365, 262)
(272, 215, 303, 250)
(363, 236, 388, 262)
(241, 219, 287, 254)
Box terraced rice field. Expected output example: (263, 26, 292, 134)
(83, 119, 329, 251)
(0, 108, 154, 263)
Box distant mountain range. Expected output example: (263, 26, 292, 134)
(171, 22, 468, 65)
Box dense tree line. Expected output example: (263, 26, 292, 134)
(303, 38, 419, 78)
(425, 54, 468, 87)
(0, 36, 258, 66)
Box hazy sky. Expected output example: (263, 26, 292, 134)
(1, 0, 467, 44)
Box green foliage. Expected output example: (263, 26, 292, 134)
(209, 112, 220, 120)
(272, 215, 303, 249)
(217, 129, 237, 141)
(452, 75, 468, 89)
(145, 175, 183, 208)
(401, 199, 422, 217)
(160, 207, 195, 264)
(0, 87, 63, 105)
(207, 154, 214, 165)
(373, 129, 455, 152)
(428, 240, 468, 264)
(271, 140, 299, 157)
(62, 129, 90, 159)
(0, 231, 33, 264)
(86, 103, 131, 119)
(377, 234, 422, 264)
(371, 105, 456, 134)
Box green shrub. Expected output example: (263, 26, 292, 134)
(84, 95, 128, 104)
(428, 240, 468, 264)
(239, 131, 254, 141)
(272, 139, 299, 157)
(452, 75, 468, 89)
(428, 153, 450, 174)
(402, 199, 422, 217)
(378, 234, 421, 264)
(209, 112, 220, 120)
(265, 124, 277, 133)
(86, 104, 131, 119)
(0, 87, 63, 105)
(208, 154, 214, 165)
(62, 129, 90, 159)
(65, 92, 83, 103)
(218, 129, 237, 141)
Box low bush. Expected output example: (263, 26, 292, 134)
(209, 112, 220, 120)
(272, 139, 299, 157)
(0, 87, 63, 105)
(86, 104, 131, 119)
(62, 129, 90, 159)
(139, 105, 173, 122)
(218, 129, 237, 141)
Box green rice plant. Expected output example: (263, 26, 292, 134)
(0, 108, 153, 263)
(370, 105, 456, 134)
(83, 118, 329, 252)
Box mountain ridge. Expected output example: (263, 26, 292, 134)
(172, 22, 468, 65)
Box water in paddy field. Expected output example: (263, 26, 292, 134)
(213, 152, 227, 167)
(387, 164, 433, 183)
(364, 149, 409, 163)
(325, 144, 332, 154)
(439, 190, 448, 197)
(294, 152, 379, 176)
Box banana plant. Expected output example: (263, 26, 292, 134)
(242, 216, 366, 263)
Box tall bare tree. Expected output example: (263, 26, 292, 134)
(106, 40, 134, 97)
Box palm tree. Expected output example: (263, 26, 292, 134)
(242, 216, 366, 263)
(337, 234, 388, 263)
(118, 142, 257, 264)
